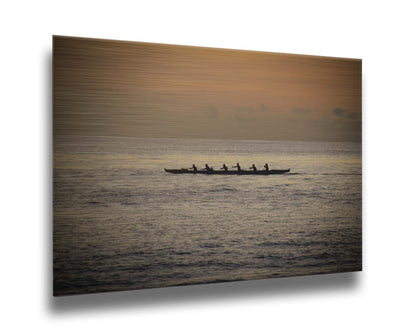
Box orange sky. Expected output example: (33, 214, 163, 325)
(53, 36, 361, 142)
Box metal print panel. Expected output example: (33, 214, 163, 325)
(53, 36, 362, 296)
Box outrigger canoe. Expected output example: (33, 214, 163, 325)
(164, 168, 290, 175)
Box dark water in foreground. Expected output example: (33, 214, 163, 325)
(53, 136, 361, 295)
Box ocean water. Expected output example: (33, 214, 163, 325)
(53, 136, 362, 295)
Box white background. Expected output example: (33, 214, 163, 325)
(1, 0, 416, 332)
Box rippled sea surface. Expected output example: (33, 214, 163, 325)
(53, 136, 361, 295)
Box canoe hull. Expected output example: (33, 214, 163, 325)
(164, 168, 290, 175)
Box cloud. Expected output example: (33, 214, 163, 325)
(291, 107, 311, 115)
(201, 104, 219, 118)
(345, 112, 359, 119)
(259, 104, 268, 112)
(332, 107, 349, 116)
(332, 107, 359, 120)
(236, 104, 268, 113)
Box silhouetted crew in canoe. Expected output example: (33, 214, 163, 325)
(232, 163, 241, 172)
(264, 163, 269, 171)
(191, 164, 197, 172)
(250, 164, 257, 171)
(205, 164, 214, 171)
(221, 163, 228, 171)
